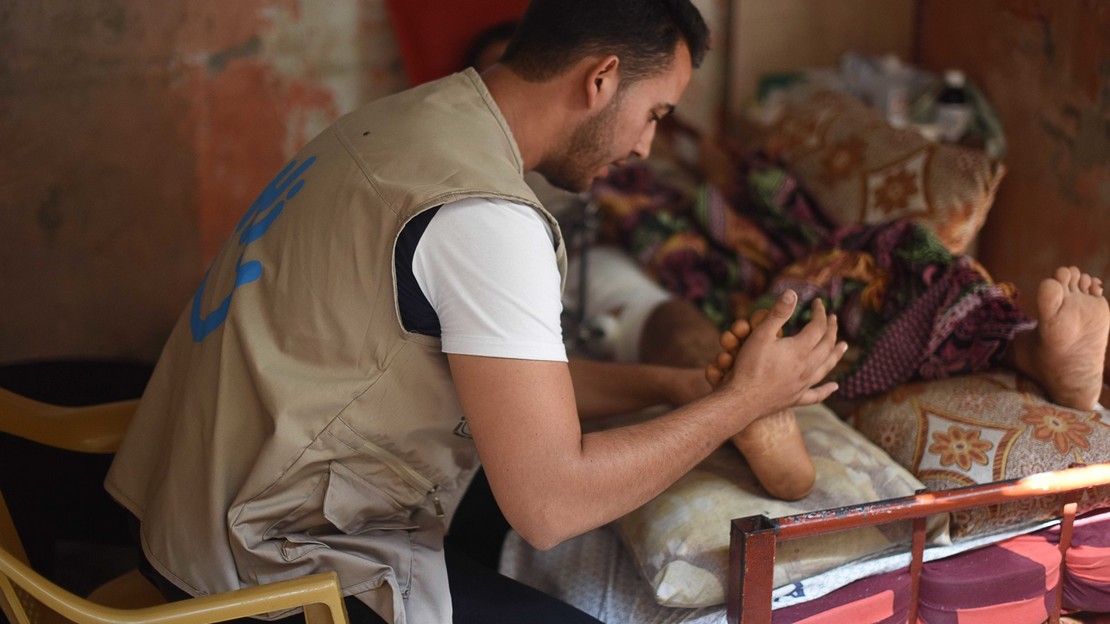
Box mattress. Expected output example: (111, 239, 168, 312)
(773, 569, 911, 624)
(918, 532, 1061, 623)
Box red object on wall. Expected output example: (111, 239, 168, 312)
(385, 0, 530, 85)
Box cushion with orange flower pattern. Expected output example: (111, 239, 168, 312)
(754, 86, 1005, 254)
(851, 369, 1110, 537)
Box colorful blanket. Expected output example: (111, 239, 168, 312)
(592, 159, 1035, 399)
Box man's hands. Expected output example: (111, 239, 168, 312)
(447, 290, 845, 551)
(707, 290, 847, 422)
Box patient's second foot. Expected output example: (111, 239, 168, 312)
(1010, 266, 1109, 411)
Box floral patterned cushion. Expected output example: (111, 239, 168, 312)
(614, 403, 949, 608)
(852, 370, 1110, 537)
(755, 86, 1005, 254)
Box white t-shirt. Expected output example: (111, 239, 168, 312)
(412, 197, 568, 362)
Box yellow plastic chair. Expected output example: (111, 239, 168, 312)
(0, 387, 350, 624)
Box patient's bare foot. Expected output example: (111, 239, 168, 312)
(730, 410, 816, 500)
(1007, 266, 1109, 411)
(707, 311, 816, 501)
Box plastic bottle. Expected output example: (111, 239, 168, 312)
(935, 69, 973, 143)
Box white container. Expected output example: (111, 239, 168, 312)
(875, 55, 910, 128)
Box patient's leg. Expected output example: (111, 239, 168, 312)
(642, 301, 816, 500)
(1004, 266, 1109, 411)
(638, 299, 721, 369)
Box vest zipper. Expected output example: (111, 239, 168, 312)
(352, 435, 443, 518)
(432, 489, 445, 519)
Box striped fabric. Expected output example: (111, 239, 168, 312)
(1049, 511, 1110, 613)
(774, 569, 910, 624)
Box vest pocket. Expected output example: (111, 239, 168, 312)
(279, 533, 327, 562)
(324, 460, 423, 534)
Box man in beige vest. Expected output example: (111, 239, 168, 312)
(106, 1, 846, 622)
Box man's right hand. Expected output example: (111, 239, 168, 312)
(716, 290, 847, 422)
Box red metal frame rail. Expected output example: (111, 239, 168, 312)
(728, 463, 1110, 623)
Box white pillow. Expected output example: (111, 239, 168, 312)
(615, 403, 950, 607)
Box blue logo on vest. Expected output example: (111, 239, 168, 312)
(190, 156, 317, 342)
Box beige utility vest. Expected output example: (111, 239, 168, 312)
(105, 68, 566, 624)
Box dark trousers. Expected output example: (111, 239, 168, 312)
(133, 469, 601, 624)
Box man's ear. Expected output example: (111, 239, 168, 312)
(584, 55, 620, 111)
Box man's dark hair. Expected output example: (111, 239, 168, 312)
(500, 0, 710, 85)
(464, 20, 519, 70)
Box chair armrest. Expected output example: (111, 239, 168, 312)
(0, 547, 349, 624)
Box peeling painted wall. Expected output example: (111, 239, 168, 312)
(918, 0, 1110, 310)
(0, 0, 407, 363)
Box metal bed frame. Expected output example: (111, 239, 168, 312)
(728, 462, 1110, 623)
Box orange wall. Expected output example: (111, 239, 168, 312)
(918, 0, 1110, 311)
(0, 1, 407, 363)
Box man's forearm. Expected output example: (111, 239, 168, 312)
(503, 383, 795, 551)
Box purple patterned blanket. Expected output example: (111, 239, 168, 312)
(591, 159, 1035, 399)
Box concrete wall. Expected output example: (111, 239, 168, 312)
(918, 0, 1110, 311)
(1, 1, 407, 363)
